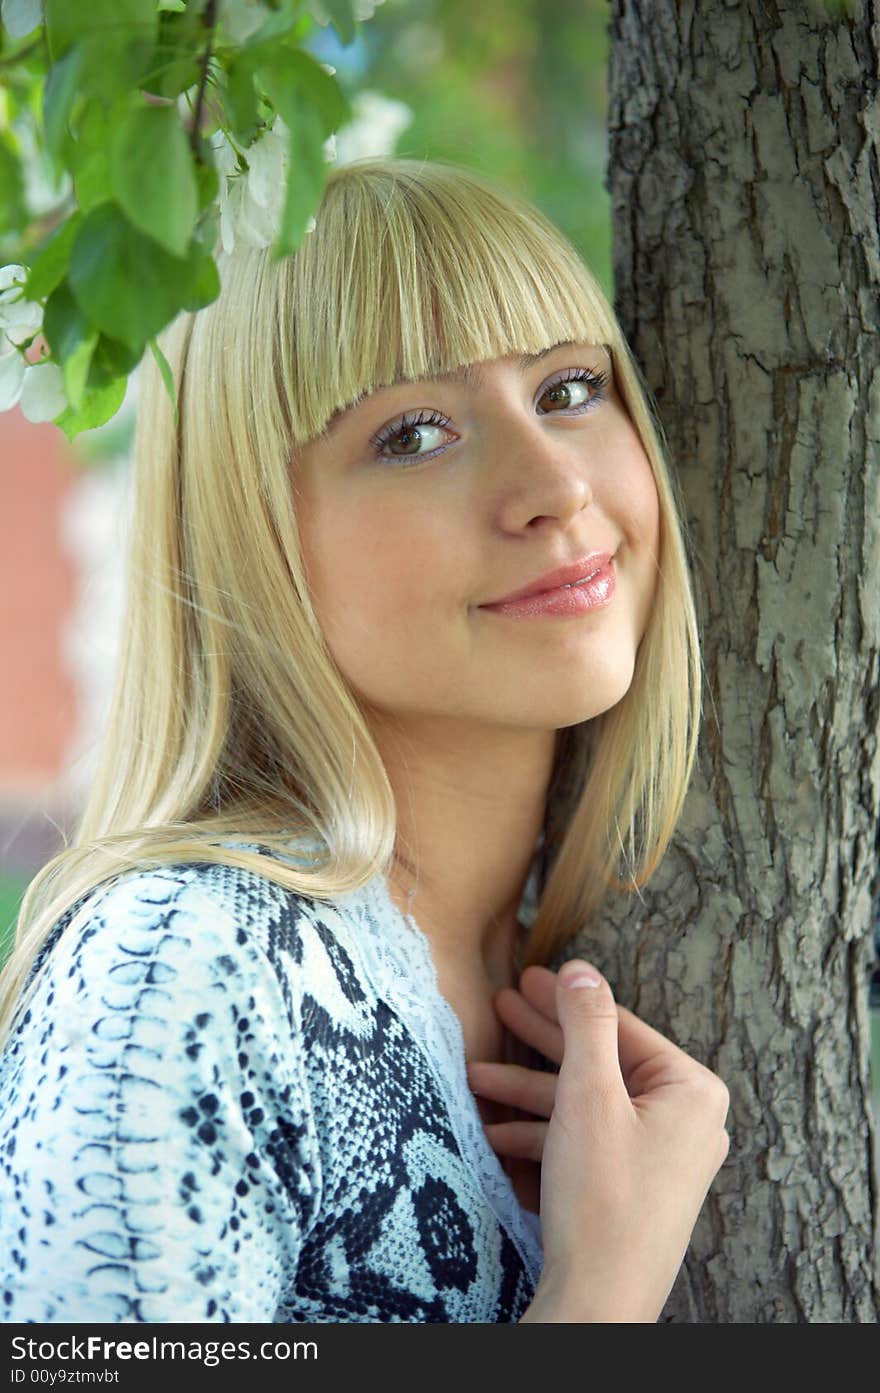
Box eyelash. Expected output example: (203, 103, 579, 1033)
(368, 366, 611, 466)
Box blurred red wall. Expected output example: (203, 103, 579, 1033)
(0, 408, 77, 823)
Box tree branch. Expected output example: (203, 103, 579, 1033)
(189, 0, 219, 161)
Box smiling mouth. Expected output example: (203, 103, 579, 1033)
(552, 568, 604, 592)
(476, 557, 617, 617)
(481, 550, 616, 608)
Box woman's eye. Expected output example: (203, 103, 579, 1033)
(370, 366, 610, 465)
(536, 366, 610, 415)
(370, 409, 453, 463)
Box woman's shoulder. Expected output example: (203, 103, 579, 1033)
(0, 853, 328, 1322)
(14, 846, 379, 1054)
(28, 856, 303, 991)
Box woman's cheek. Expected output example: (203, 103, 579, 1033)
(638, 462, 661, 552)
(611, 438, 661, 553)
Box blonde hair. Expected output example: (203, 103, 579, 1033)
(0, 156, 702, 1051)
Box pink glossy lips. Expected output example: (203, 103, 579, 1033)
(479, 558, 616, 617)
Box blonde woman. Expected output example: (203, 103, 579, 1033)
(0, 159, 729, 1324)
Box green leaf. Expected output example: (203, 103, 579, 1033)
(110, 102, 198, 258)
(62, 333, 100, 410)
(194, 159, 219, 214)
(68, 202, 216, 350)
(149, 336, 178, 426)
(44, 5, 158, 110)
(79, 33, 158, 104)
(146, 49, 200, 101)
(193, 205, 219, 257)
(41, 280, 98, 411)
(258, 47, 352, 138)
(235, 0, 300, 46)
(256, 47, 349, 259)
(86, 332, 144, 390)
(316, 0, 356, 47)
(180, 248, 219, 311)
(54, 375, 128, 440)
(42, 279, 89, 362)
(70, 101, 119, 214)
(272, 103, 329, 260)
(25, 216, 81, 302)
(43, 47, 84, 162)
(224, 55, 261, 143)
(45, 0, 158, 62)
(149, 4, 205, 98)
(0, 136, 26, 236)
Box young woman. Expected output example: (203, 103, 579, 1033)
(0, 158, 729, 1323)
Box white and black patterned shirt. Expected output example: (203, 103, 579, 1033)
(0, 837, 545, 1322)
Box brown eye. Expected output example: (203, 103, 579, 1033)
(385, 422, 445, 458)
(537, 367, 610, 414)
(371, 409, 454, 464)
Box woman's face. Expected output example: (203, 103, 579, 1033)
(291, 340, 660, 735)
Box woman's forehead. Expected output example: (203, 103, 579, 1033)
(319, 340, 612, 439)
(388, 341, 609, 389)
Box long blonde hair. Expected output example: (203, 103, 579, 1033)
(0, 157, 702, 1051)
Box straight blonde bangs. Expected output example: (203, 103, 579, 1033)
(0, 156, 702, 1045)
(277, 157, 623, 447)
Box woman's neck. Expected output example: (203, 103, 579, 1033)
(372, 717, 555, 976)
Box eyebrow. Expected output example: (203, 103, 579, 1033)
(322, 340, 610, 435)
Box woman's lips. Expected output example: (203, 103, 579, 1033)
(479, 558, 616, 617)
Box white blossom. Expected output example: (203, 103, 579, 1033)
(218, 0, 270, 45)
(0, 348, 26, 412)
(211, 125, 282, 255)
(0, 264, 43, 346)
(0, 266, 69, 420)
(245, 120, 290, 218)
(0, 0, 43, 40)
(307, 0, 385, 24)
(333, 90, 413, 164)
(19, 360, 67, 422)
(211, 118, 336, 254)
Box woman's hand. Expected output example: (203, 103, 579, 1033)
(510, 960, 730, 1322)
(466, 965, 563, 1213)
(470, 962, 731, 1324)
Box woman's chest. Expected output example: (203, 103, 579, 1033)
(436, 978, 525, 1128)
(294, 981, 542, 1320)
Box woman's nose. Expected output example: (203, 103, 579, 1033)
(486, 410, 594, 525)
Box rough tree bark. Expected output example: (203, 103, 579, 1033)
(595, 0, 880, 1321)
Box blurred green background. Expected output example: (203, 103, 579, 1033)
(354, 0, 614, 296)
(0, 881, 20, 966)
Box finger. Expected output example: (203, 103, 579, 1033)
(511, 968, 698, 1095)
(483, 1120, 547, 1164)
(492, 985, 563, 1066)
(614, 1004, 707, 1089)
(553, 963, 625, 1100)
(519, 964, 560, 1022)
(510, 966, 708, 1097)
(466, 1060, 557, 1118)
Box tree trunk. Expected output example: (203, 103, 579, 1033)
(600, 0, 880, 1321)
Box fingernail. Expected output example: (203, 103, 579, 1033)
(559, 959, 602, 989)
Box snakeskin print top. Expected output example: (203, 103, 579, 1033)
(0, 836, 546, 1322)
